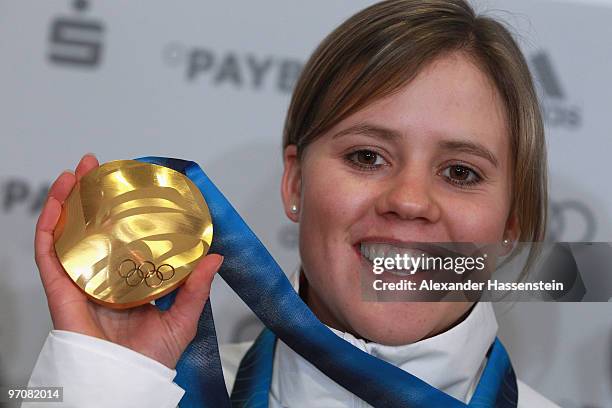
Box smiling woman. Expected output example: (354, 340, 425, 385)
(277, 0, 550, 405)
(27, 1, 556, 407)
(283, 52, 522, 345)
(280, 1, 548, 349)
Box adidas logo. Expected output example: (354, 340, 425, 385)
(530, 52, 581, 129)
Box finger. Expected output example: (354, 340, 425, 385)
(34, 195, 74, 290)
(166, 254, 224, 330)
(75, 153, 99, 181)
(47, 170, 77, 204)
(35, 171, 76, 288)
(36, 170, 75, 242)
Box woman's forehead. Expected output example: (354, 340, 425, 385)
(319, 53, 510, 152)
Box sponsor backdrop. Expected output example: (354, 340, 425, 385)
(0, 0, 610, 406)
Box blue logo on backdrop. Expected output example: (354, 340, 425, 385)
(48, 0, 105, 68)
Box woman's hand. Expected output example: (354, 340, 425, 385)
(34, 153, 223, 369)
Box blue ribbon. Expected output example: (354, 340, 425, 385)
(137, 157, 518, 408)
(231, 329, 518, 408)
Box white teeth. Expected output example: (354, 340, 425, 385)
(360, 243, 366, 258)
(360, 243, 428, 262)
(359, 242, 434, 275)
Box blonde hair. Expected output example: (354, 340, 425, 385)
(283, 0, 547, 265)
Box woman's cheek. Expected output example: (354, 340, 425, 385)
(444, 192, 509, 242)
(304, 162, 370, 224)
(299, 162, 372, 282)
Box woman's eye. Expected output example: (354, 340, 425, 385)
(441, 164, 482, 187)
(345, 149, 387, 170)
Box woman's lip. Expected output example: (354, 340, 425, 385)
(354, 235, 486, 257)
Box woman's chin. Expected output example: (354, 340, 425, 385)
(342, 301, 468, 345)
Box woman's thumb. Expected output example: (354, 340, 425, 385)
(166, 254, 224, 332)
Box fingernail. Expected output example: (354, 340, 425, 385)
(61, 169, 74, 175)
(214, 255, 224, 270)
(84, 152, 97, 159)
(47, 196, 60, 206)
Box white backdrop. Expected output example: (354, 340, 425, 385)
(0, 1, 611, 407)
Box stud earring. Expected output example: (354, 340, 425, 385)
(290, 204, 298, 214)
(503, 238, 510, 246)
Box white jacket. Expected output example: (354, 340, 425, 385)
(23, 302, 559, 407)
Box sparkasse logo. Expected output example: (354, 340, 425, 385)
(48, 0, 105, 69)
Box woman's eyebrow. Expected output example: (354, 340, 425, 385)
(332, 124, 499, 168)
(331, 123, 401, 141)
(439, 140, 499, 168)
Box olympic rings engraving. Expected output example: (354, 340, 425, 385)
(118, 259, 176, 288)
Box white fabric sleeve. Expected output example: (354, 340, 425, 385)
(22, 330, 185, 408)
(517, 380, 561, 408)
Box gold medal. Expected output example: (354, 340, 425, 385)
(53, 160, 213, 309)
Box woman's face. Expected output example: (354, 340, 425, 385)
(282, 52, 518, 345)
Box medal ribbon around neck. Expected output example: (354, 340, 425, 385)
(138, 157, 518, 408)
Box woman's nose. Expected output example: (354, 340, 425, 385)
(375, 169, 441, 223)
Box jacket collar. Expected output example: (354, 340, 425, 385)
(270, 274, 498, 407)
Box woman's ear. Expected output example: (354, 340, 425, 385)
(500, 209, 520, 256)
(281, 145, 301, 222)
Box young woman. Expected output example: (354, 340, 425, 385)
(28, 0, 557, 406)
